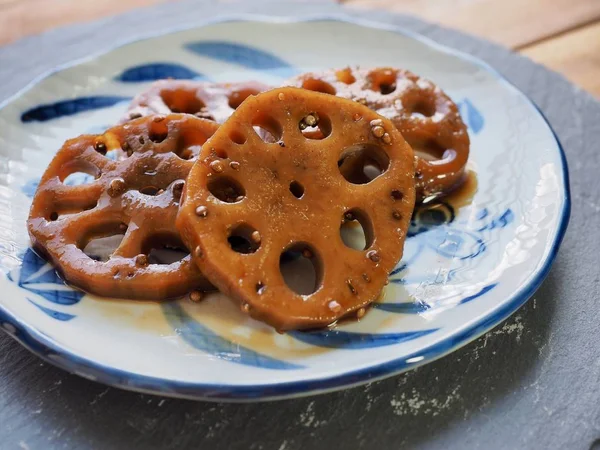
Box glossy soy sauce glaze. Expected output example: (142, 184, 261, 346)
(441, 169, 478, 210)
(413, 170, 478, 227)
(328, 170, 479, 329)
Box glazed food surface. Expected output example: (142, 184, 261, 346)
(27, 114, 218, 300)
(177, 87, 416, 330)
(122, 79, 271, 124)
(286, 67, 470, 201)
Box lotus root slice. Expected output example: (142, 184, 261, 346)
(286, 67, 470, 201)
(177, 87, 416, 330)
(28, 114, 219, 300)
(122, 79, 270, 124)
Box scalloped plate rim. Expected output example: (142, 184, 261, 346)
(0, 13, 571, 401)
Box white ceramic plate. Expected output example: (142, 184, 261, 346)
(0, 16, 570, 401)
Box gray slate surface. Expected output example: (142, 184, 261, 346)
(0, 1, 598, 449)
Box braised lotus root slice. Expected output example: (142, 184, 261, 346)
(285, 67, 470, 201)
(177, 87, 416, 330)
(122, 79, 271, 124)
(27, 114, 219, 300)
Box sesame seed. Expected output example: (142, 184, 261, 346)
(195, 206, 208, 217)
(94, 142, 107, 155)
(107, 178, 126, 197)
(328, 300, 342, 312)
(367, 250, 381, 263)
(189, 290, 203, 302)
(371, 125, 385, 138)
(209, 160, 224, 173)
(304, 114, 318, 127)
(135, 254, 148, 267)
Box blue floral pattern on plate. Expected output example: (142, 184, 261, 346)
(115, 63, 206, 82)
(21, 96, 131, 122)
(184, 41, 299, 78)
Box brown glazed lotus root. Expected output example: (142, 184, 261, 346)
(285, 67, 470, 201)
(176, 87, 416, 330)
(122, 79, 270, 124)
(27, 114, 219, 300)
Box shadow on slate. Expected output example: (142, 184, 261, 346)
(0, 265, 558, 450)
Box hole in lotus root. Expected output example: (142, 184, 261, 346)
(411, 140, 448, 162)
(279, 243, 323, 295)
(230, 129, 247, 145)
(105, 149, 123, 161)
(252, 112, 283, 143)
(338, 143, 390, 185)
(301, 78, 337, 95)
(149, 119, 168, 143)
(227, 223, 260, 254)
(60, 161, 100, 185)
(299, 112, 332, 140)
(368, 69, 397, 95)
(214, 148, 228, 159)
(340, 208, 374, 251)
(63, 172, 96, 186)
(411, 99, 437, 118)
(208, 176, 245, 203)
(289, 181, 304, 199)
(83, 234, 126, 262)
(177, 148, 196, 160)
(78, 223, 127, 261)
(175, 125, 213, 160)
(379, 83, 396, 95)
(140, 186, 161, 196)
(160, 87, 205, 114)
(144, 233, 189, 264)
(228, 88, 262, 110)
(336, 68, 356, 84)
